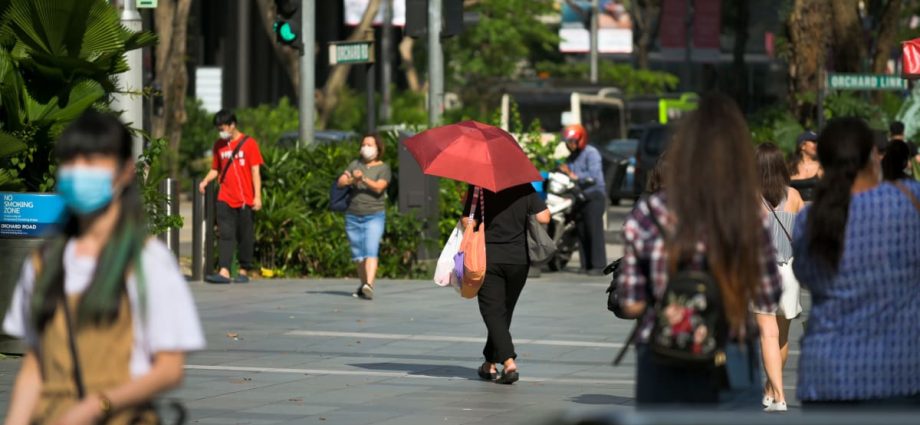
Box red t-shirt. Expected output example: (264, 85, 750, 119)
(211, 134, 264, 208)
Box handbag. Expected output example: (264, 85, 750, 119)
(434, 222, 464, 287)
(460, 187, 487, 299)
(329, 179, 351, 212)
(526, 215, 556, 264)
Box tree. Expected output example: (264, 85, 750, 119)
(830, 0, 866, 72)
(151, 0, 192, 179)
(629, 0, 661, 70)
(785, 0, 831, 125)
(871, 0, 903, 74)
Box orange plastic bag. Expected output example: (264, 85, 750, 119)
(461, 187, 487, 298)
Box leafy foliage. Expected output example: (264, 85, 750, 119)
(137, 137, 183, 235)
(534, 61, 680, 96)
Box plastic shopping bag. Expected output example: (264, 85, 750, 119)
(434, 222, 464, 287)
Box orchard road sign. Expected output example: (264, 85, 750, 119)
(826, 73, 907, 91)
(328, 41, 375, 66)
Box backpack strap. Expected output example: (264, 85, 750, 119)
(219, 136, 250, 185)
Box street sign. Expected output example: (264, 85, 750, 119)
(137, 0, 157, 8)
(826, 73, 907, 90)
(1, 193, 65, 238)
(329, 41, 375, 65)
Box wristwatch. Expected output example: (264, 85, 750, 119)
(97, 393, 113, 417)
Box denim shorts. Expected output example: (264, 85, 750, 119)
(345, 211, 386, 261)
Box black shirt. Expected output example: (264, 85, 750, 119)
(463, 184, 547, 265)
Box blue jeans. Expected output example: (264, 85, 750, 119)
(345, 211, 386, 262)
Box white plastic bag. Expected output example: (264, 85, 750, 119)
(434, 222, 464, 287)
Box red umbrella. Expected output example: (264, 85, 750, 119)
(402, 121, 543, 192)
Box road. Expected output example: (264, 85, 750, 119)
(0, 203, 807, 424)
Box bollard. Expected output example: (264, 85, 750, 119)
(203, 182, 218, 276)
(191, 179, 205, 281)
(158, 178, 180, 259)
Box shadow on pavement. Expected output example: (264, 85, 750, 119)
(349, 362, 479, 381)
(305, 290, 355, 297)
(570, 393, 633, 406)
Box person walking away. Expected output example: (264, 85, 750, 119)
(753, 143, 805, 412)
(792, 117, 920, 407)
(337, 134, 391, 300)
(3, 111, 205, 425)
(888, 121, 920, 168)
(467, 184, 550, 384)
(618, 94, 782, 407)
(198, 110, 264, 284)
(882, 140, 912, 182)
(559, 124, 607, 275)
(789, 131, 822, 202)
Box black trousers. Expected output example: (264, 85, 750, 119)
(216, 201, 255, 270)
(478, 263, 529, 364)
(577, 191, 608, 271)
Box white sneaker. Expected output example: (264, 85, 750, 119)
(762, 395, 774, 408)
(764, 401, 787, 412)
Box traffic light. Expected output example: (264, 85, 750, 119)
(273, 0, 302, 50)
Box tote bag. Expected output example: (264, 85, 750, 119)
(460, 187, 487, 299)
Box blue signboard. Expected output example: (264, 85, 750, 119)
(0, 193, 66, 238)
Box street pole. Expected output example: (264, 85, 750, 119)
(381, 0, 393, 123)
(367, 30, 377, 134)
(428, 0, 443, 128)
(112, 0, 144, 159)
(684, 0, 693, 89)
(590, 0, 599, 84)
(300, 0, 315, 148)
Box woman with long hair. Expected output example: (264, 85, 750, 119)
(337, 134, 391, 300)
(753, 143, 805, 412)
(788, 131, 822, 202)
(3, 111, 205, 424)
(618, 94, 782, 406)
(793, 118, 920, 406)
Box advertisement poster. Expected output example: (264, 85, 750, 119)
(559, 0, 633, 54)
(0, 193, 65, 238)
(344, 0, 406, 27)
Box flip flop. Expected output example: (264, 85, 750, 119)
(496, 369, 519, 385)
(205, 274, 231, 284)
(477, 363, 497, 381)
(234, 275, 250, 284)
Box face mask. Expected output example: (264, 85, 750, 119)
(56, 167, 116, 215)
(361, 146, 378, 161)
(219, 131, 232, 140)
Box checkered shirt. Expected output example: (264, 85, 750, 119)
(617, 192, 782, 343)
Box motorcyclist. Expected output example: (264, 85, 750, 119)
(559, 124, 607, 276)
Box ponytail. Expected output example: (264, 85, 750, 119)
(805, 118, 875, 271)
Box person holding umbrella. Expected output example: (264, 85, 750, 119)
(559, 124, 607, 275)
(403, 121, 550, 384)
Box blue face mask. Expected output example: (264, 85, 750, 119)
(56, 167, 116, 215)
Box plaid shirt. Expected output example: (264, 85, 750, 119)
(617, 193, 782, 343)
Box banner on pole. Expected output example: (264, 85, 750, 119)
(345, 0, 406, 27)
(559, 0, 633, 54)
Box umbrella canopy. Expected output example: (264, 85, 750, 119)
(402, 121, 543, 192)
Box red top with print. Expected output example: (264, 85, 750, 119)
(211, 134, 264, 208)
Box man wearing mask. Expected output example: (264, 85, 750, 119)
(559, 124, 607, 275)
(199, 110, 264, 284)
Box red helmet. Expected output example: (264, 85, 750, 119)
(562, 124, 587, 150)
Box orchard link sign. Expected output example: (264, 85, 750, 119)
(328, 41, 375, 65)
(826, 73, 907, 91)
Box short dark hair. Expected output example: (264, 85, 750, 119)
(890, 121, 905, 136)
(213, 109, 237, 127)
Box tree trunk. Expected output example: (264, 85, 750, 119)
(732, 0, 749, 110)
(631, 0, 660, 70)
(254, 0, 302, 92)
(786, 0, 831, 125)
(316, 0, 381, 129)
(871, 0, 902, 74)
(829, 0, 866, 72)
(399, 36, 422, 92)
(152, 0, 192, 179)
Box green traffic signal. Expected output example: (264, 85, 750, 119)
(273, 20, 298, 44)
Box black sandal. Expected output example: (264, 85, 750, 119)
(496, 369, 519, 385)
(477, 363, 497, 381)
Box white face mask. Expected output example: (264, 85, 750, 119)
(219, 131, 232, 140)
(361, 145, 378, 161)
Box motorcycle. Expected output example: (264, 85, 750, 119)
(543, 171, 594, 271)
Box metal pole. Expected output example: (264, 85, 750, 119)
(191, 179, 205, 281)
(204, 183, 218, 275)
(112, 0, 144, 159)
(684, 0, 693, 89)
(367, 32, 377, 133)
(300, 0, 316, 148)
(590, 0, 599, 83)
(428, 0, 443, 128)
(381, 0, 393, 122)
(237, 0, 250, 107)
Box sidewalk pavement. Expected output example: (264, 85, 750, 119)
(0, 273, 805, 424)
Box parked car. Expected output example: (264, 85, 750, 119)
(277, 130, 359, 148)
(632, 123, 673, 195)
(594, 138, 638, 205)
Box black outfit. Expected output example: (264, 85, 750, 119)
(790, 176, 819, 202)
(463, 184, 547, 363)
(217, 202, 255, 270)
(577, 191, 608, 272)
